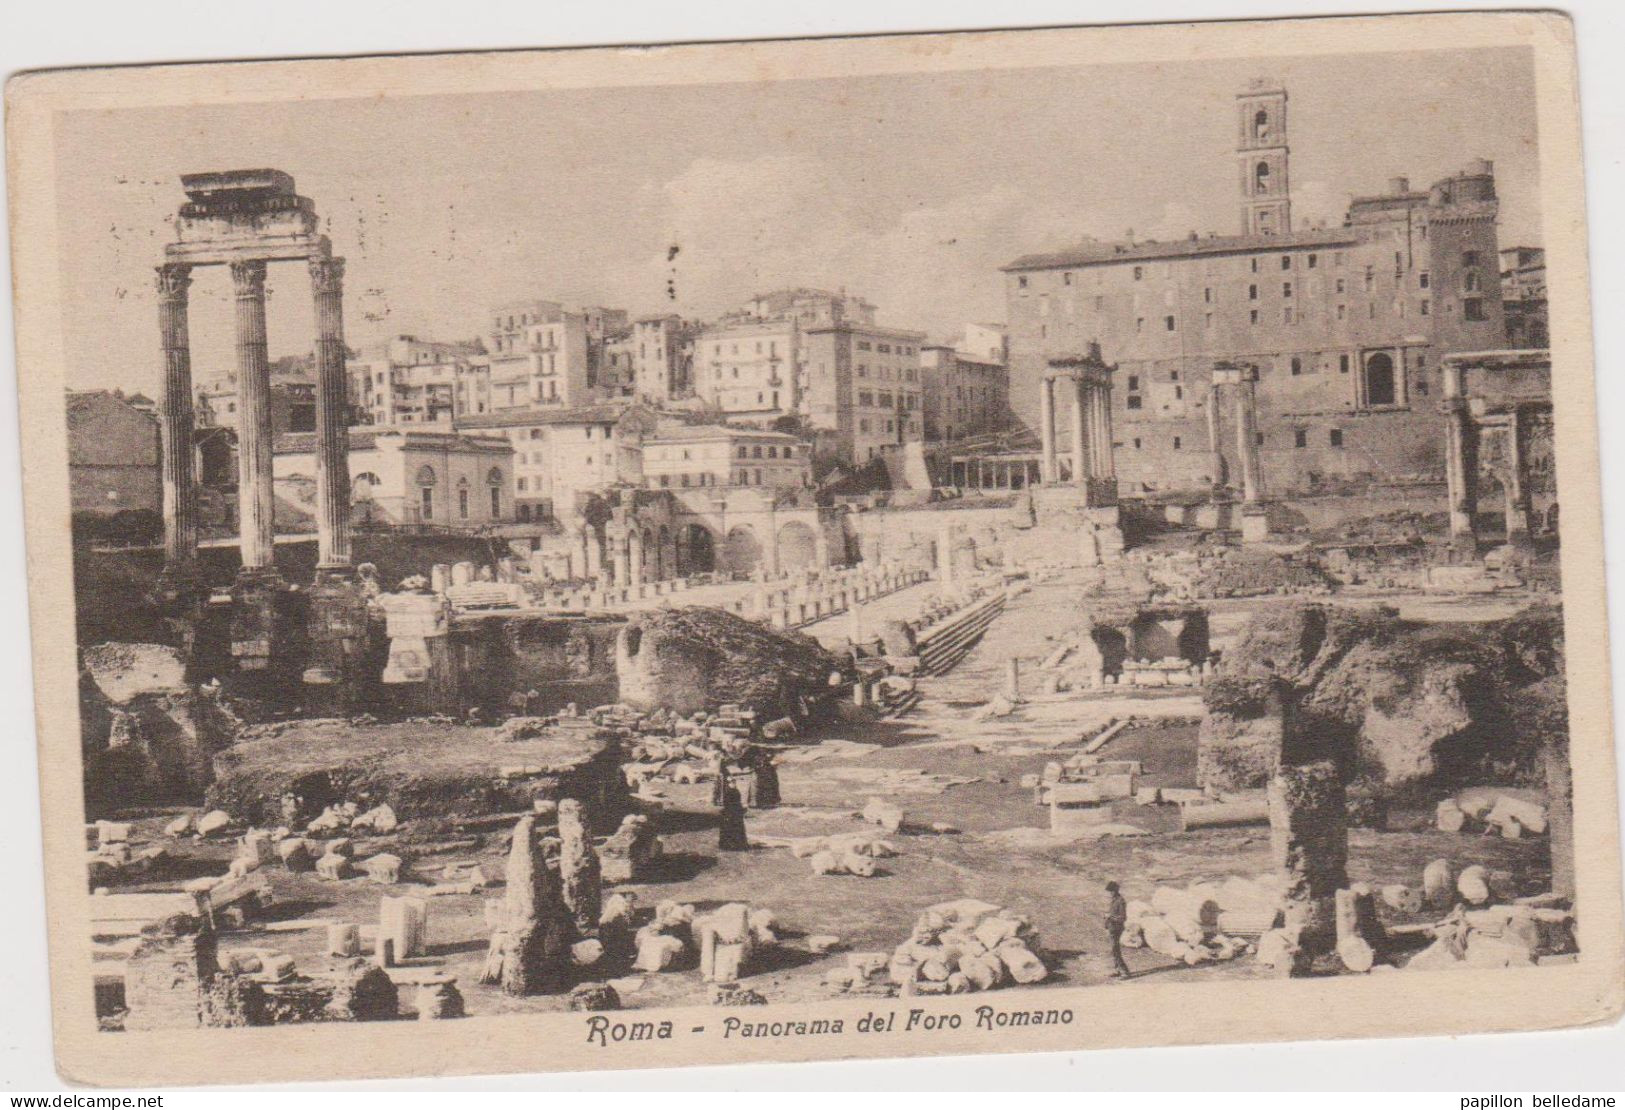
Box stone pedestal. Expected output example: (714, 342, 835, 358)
(1240, 505, 1271, 544)
(229, 568, 288, 675)
(303, 577, 371, 715)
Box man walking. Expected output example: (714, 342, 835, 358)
(1105, 880, 1131, 979)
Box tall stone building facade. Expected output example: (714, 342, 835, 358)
(695, 289, 924, 465)
(1004, 81, 1507, 499)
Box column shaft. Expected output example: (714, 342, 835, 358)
(1237, 379, 1263, 503)
(1070, 377, 1088, 487)
(156, 264, 198, 572)
(1038, 377, 1056, 484)
(310, 256, 352, 573)
(1207, 383, 1225, 489)
(1098, 381, 1116, 479)
(231, 260, 276, 571)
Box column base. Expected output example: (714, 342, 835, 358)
(229, 567, 288, 674)
(304, 575, 372, 715)
(151, 561, 207, 611)
(1240, 504, 1271, 544)
(314, 561, 355, 584)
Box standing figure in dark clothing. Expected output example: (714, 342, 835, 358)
(709, 750, 729, 808)
(1105, 880, 1131, 979)
(750, 746, 781, 808)
(717, 783, 750, 851)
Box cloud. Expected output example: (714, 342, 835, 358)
(641, 153, 1101, 340)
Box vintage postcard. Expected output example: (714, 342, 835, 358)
(6, 10, 1622, 1087)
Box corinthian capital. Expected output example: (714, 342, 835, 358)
(309, 255, 346, 295)
(155, 263, 193, 302)
(230, 259, 268, 298)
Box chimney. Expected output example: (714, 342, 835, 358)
(1388, 176, 1410, 194)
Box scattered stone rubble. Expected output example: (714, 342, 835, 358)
(831, 899, 1047, 995)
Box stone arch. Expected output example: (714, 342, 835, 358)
(723, 524, 762, 578)
(1255, 160, 1271, 195)
(681, 522, 716, 575)
(1128, 615, 1179, 662)
(1090, 627, 1127, 677)
(776, 519, 819, 574)
(1364, 352, 1396, 407)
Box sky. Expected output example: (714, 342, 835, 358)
(52, 44, 1539, 395)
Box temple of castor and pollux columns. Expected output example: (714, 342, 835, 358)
(151, 170, 366, 704)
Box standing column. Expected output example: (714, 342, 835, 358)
(1206, 382, 1226, 490)
(1441, 370, 1477, 550)
(310, 256, 352, 576)
(1503, 408, 1530, 547)
(156, 263, 198, 576)
(1236, 378, 1263, 503)
(231, 260, 276, 573)
(611, 530, 629, 588)
(1070, 377, 1089, 487)
(585, 526, 603, 581)
(628, 528, 644, 586)
(1098, 380, 1116, 479)
(1038, 377, 1056, 484)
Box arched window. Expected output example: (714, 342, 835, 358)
(486, 466, 503, 486)
(1255, 161, 1271, 195)
(1254, 108, 1270, 141)
(1364, 352, 1397, 407)
(414, 465, 437, 487)
(1463, 271, 1481, 293)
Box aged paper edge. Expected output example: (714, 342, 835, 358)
(6, 10, 1622, 1087)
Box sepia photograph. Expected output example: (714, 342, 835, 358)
(4, 7, 1621, 1088)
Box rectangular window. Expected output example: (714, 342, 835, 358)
(1133, 437, 1142, 449)
(1294, 429, 1307, 448)
(1133, 266, 1143, 280)
(1464, 298, 1487, 322)
(1249, 284, 1259, 300)
(1282, 282, 1292, 298)
(1419, 271, 1430, 289)
(1250, 258, 1260, 273)
(1330, 429, 1344, 447)
(1126, 395, 1143, 410)
(1063, 272, 1073, 285)
(1136, 318, 1145, 333)
(1250, 309, 1259, 326)
(1173, 385, 1183, 400)
(1204, 287, 1213, 303)
(1335, 278, 1346, 294)
(1281, 255, 1292, 270)
(1340, 354, 1350, 374)
(1420, 300, 1430, 316)
(1164, 315, 1176, 332)
(1283, 306, 1294, 324)
(490, 487, 501, 517)
(1127, 375, 1140, 391)
(1462, 250, 1480, 267)
(421, 487, 434, 519)
(1172, 436, 1181, 450)
(1308, 254, 1318, 269)
(1336, 304, 1347, 320)
(1017, 276, 1028, 288)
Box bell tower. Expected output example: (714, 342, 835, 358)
(1237, 78, 1291, 236)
